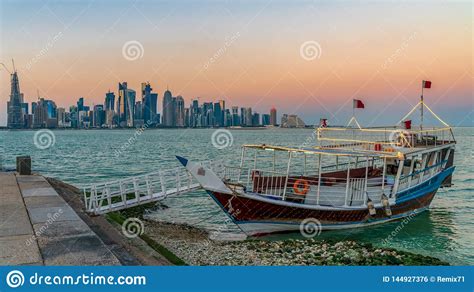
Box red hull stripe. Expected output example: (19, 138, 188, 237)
(208, 190, 436, 225)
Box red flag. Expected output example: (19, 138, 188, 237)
(422, 80, 432, 88)
(353, 99, 365, 109)
(404, 120, 412, 129)
(320, 118, 327, 128)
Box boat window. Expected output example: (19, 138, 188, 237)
(413, 155, 423, 172)
(427, 151, 438, 166)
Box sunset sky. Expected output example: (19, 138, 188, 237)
(0, 0, 472, 126)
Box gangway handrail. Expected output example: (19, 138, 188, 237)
(83, 160, 225, 214)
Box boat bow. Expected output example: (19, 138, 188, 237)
(176, 156, 233, 195)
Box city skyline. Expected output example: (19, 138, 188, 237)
(0, 1, 472, 126)
(5, 69, 283, 129)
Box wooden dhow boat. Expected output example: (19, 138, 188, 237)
(177, 101, 456, 236)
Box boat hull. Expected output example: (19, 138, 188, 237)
(207, 190, 435, 235)
(206, 167, 455, 236)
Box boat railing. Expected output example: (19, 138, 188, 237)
(317, 126, 454, 149)
(223, 165, 249, 184)
(242, 168, 392, 207)
(397, 159, 447, 192)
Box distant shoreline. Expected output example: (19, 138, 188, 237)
(0, 126, 318, 131)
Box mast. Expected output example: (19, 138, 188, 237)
(420, 84, 424, 131)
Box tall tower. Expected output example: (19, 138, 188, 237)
(142, 82, 158, 123)
(270, 107, 277, 126)
(117, 82, 135, 127)
(7, 63, 25, 128)
(175, 96, 185, 127)
(162, 89, 174, 126)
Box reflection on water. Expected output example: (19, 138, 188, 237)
(1, 127, 472, 265)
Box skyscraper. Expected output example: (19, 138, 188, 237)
(32, 98, 47, 128)
(245, 107, 253, 126)
(240, 107, 246, 126)
(231, 106, 240, 126)
(104, 91, 116, 127)
(190, 99, 199, 127)
(32, 98, 57, 128)
(142, 82, 158, 124)
(270, 107, 277, 126)
(93, 104, 105, 127)
(162, 89, 174, 126)
(213, 100, 225, 127)
(7, 68, 25, 128)
(77, 97, 85, 112)
(105, 91, 115, 111)
(117, 82, 136, 127)
(252, 112, 260, 126)
(262, 114, 270, 126)
(175, 96, 185, 127)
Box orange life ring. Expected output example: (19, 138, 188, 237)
(293, 179, 310, 195)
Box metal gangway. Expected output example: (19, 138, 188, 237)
(83, 160, 225, 215)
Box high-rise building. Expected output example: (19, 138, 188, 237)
(175, 96, 185, 127)
(213, 100, 225, 127)
(105, 91, 115, 111)
(270, 107, 277, 126)
(252, 112, 260, 126)
(245, 107, 253, 126)
(142, 82, 158, 124)
(240, 107, 246, 126)
(69, 105, 78, 128)
(93, 104, 105, 127)
(7, 69, 25, 128)
(184, 108, 190, 127)
(32, 99, 47, 128)
(190, 99, 199, 127)
(162, 89, 174, 127)
(117, 82, 136, 127)
(223, 109, 231, 126)
(77, 97, 85, 112)
(231, 106, 240, 126)
(262, 114, 270, 126)
(57, 107, 71, 128)
(32, 98, 57, 128)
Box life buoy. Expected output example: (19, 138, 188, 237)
(293, 179, 310, 195)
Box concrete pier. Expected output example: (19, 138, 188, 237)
(0, 172, 120, 265)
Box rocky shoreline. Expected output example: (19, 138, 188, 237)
(141, 220, 448, 266)
(119, 203, 448, 266)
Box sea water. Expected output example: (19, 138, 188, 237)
(1, 127, 472, 265)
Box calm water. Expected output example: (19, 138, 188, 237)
(1, 127, 472, 265)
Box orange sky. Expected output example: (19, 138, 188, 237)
(0, 1, 472, 126)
